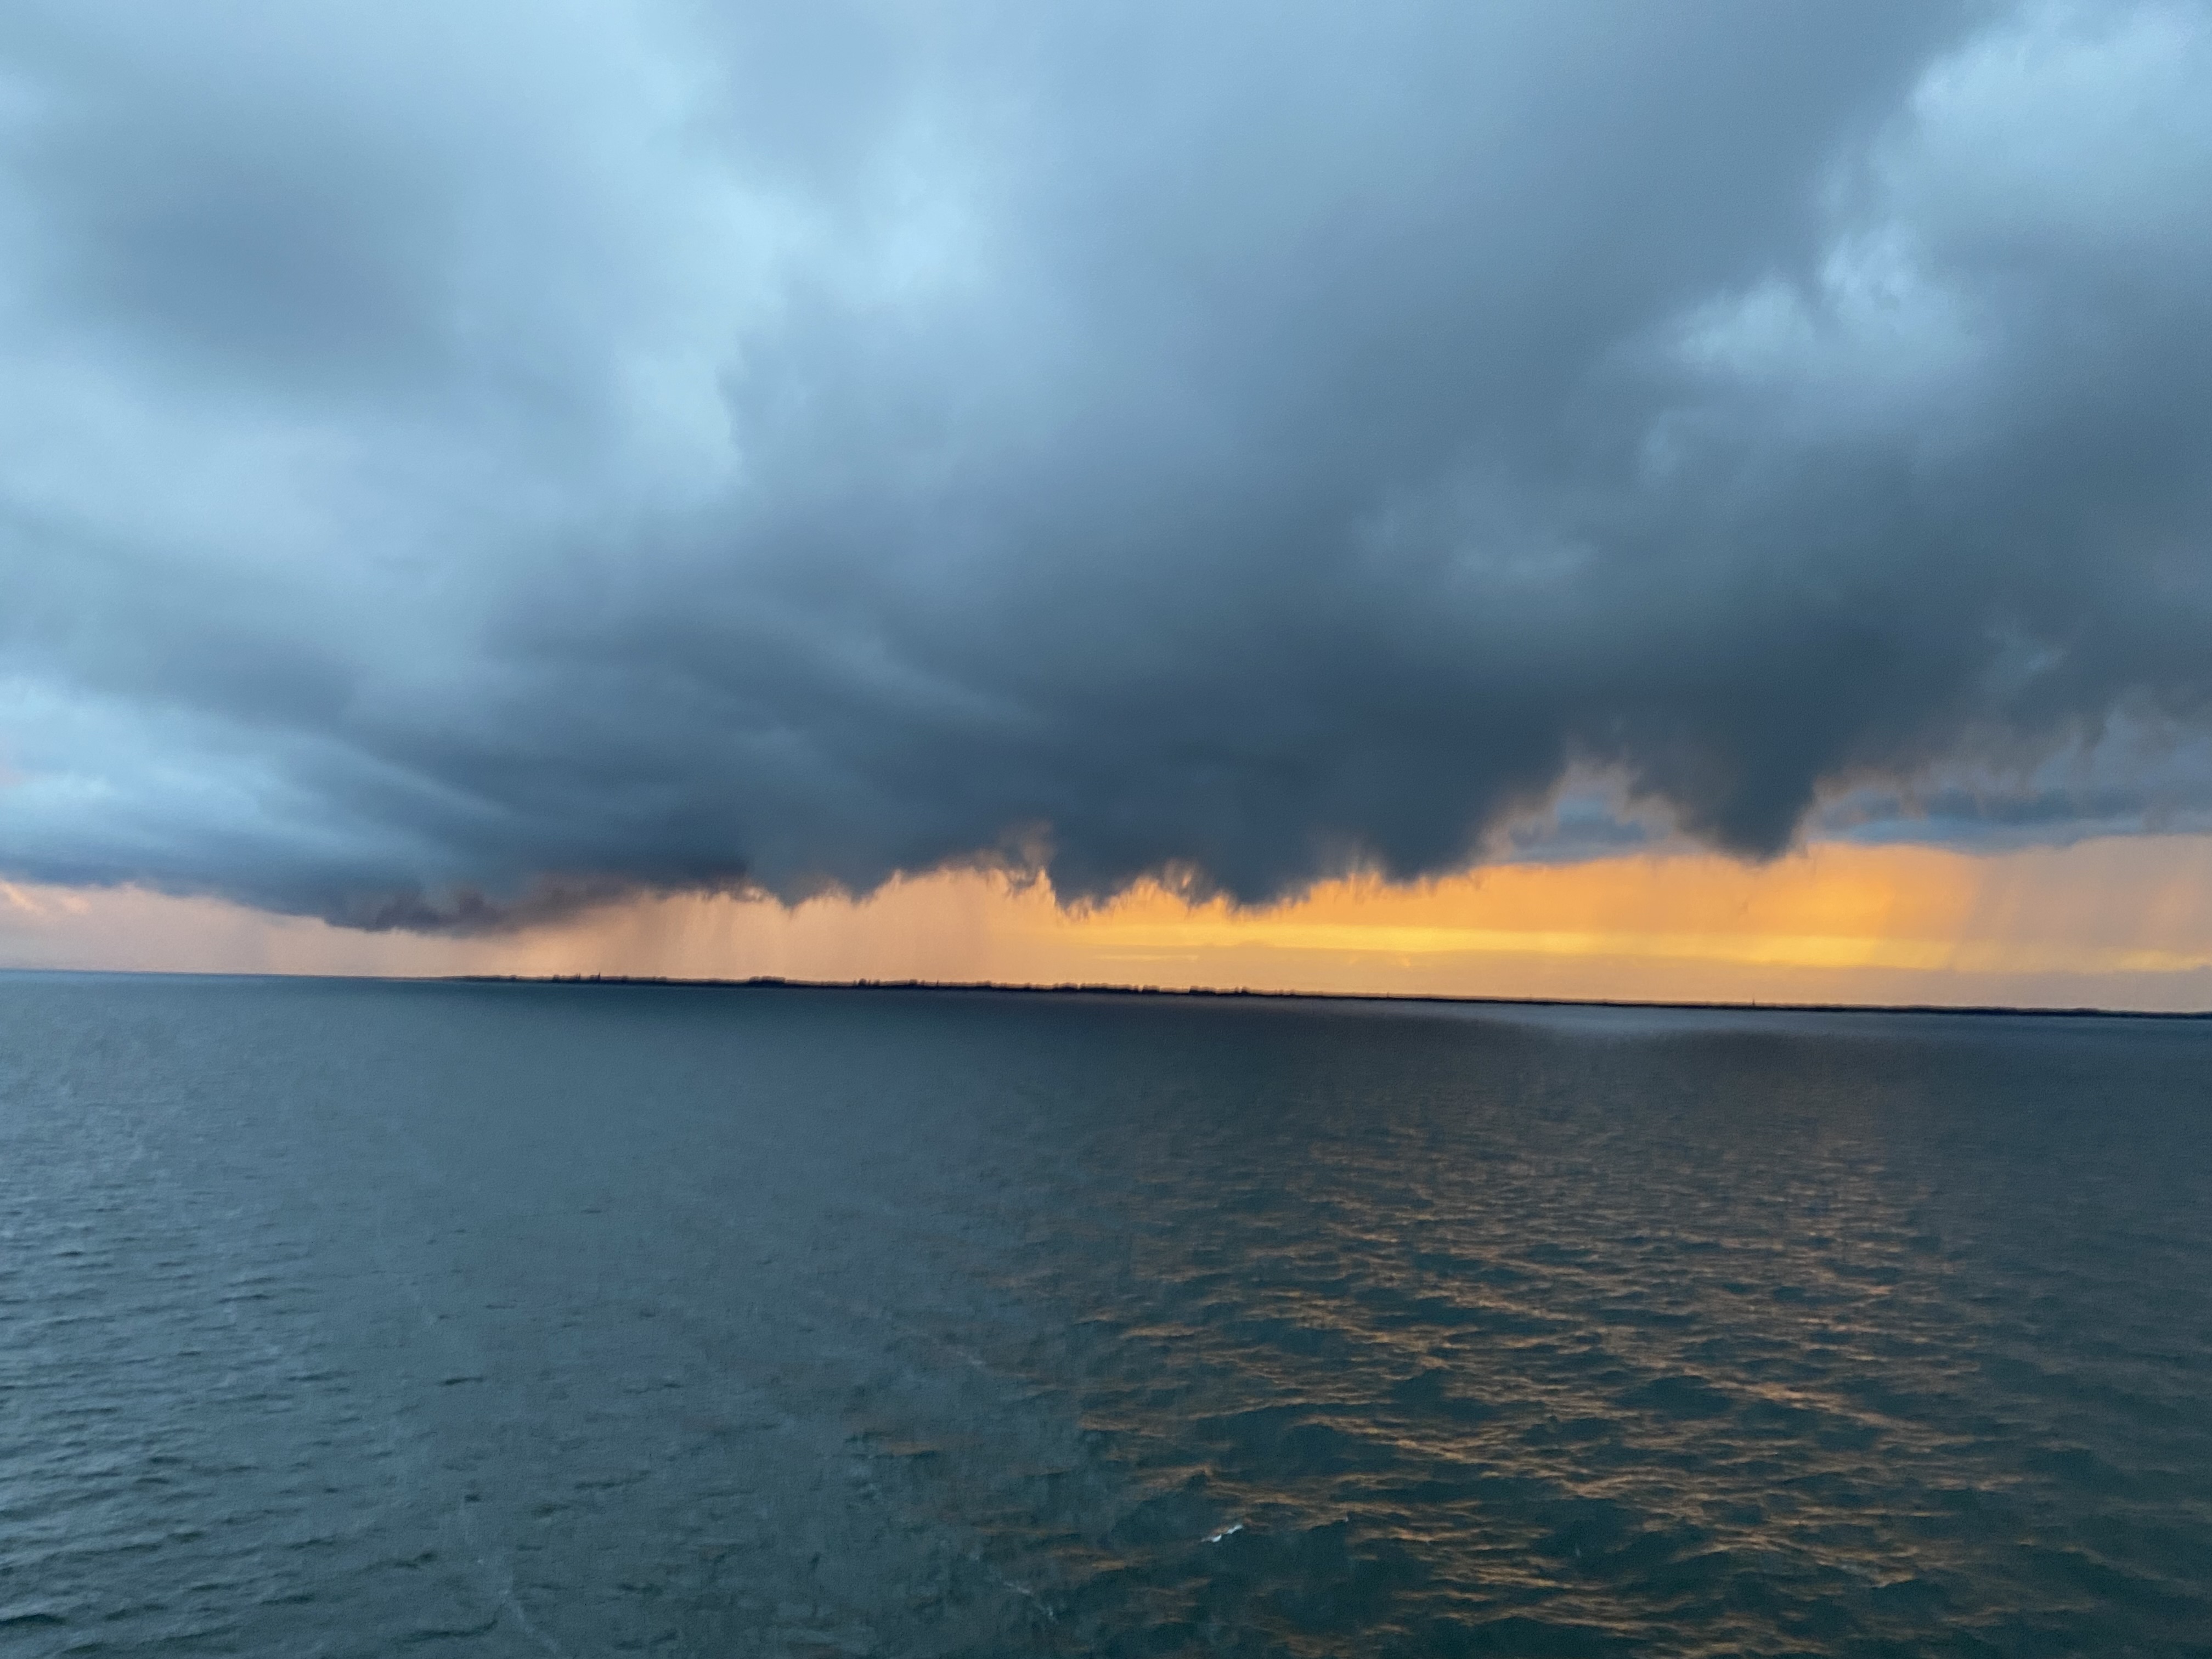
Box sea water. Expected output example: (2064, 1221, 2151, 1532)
(2, 974, 2208, 1655)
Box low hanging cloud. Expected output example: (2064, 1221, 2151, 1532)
(1, 0, 2208, 930)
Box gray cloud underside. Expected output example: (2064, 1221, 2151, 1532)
(2, 1, 2209, 929)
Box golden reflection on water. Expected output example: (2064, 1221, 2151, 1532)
(1009, 1005, 2208, 1652)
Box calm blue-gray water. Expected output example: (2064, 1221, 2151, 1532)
(3, 974, 2209, 1657)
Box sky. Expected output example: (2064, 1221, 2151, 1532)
(2, 1, 2210, 1007)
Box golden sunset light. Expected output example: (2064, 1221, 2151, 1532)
(12, 835, 2209, 1011)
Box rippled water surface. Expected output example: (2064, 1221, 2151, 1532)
(4, 975, 2210, 1656)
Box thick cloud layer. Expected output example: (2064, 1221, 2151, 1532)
(2, 1, 2209, 928)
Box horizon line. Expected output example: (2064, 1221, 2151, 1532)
(5, 964, 2207, 1020)
(446, 973, 2211, 1020)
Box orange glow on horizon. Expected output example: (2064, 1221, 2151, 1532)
(3, 836, 2210, 1012)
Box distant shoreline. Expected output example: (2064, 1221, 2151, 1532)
(438, 972, 2212, 1021)
(5, 965, 2203, 1019)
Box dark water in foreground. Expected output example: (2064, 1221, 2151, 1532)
(3, 977, 2210, 1657)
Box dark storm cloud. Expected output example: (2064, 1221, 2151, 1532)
(2, 1, 2209, 928)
